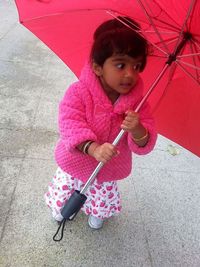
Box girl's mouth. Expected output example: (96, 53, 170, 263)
(120, 82, 133, 89)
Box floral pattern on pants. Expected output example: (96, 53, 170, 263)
(44, 167, 122, 221)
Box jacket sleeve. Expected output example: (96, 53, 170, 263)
(127, 101, 157, 155)
(58, 83, 98, 152)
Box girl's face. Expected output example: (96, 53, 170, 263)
(93, 54, 142, 97)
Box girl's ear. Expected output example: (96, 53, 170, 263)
(92, 62, 103, 76)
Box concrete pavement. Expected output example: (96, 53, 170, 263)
(1, 1, 200, 266)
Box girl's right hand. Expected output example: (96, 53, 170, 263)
(88, 142, 119, 163)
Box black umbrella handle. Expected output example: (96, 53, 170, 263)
(61, 190, 87, 219)
(53, 190, 87, 241)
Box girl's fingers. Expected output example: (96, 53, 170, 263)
(125, 110, 139, 118)
(122, 111, 140, 131)
(93, 143, 120, 163)
(105, 149, 117, 158)
(102, 146, 119, 162)
(124, 114, 139, 123)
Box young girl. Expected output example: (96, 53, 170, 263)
(45, 16, 157, 229)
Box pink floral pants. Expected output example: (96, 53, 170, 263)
(44, 167, 122, 221)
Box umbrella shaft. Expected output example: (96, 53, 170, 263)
(136, 64, 169, 111)
(80, 63, 169, 195)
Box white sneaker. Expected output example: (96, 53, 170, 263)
(88, 215, 103, 229)
(54, 213, 64, 222)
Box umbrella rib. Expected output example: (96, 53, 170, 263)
(148, 17, 181, 33)
(176, 61, 200, 85)
(21, 8, 124, 23)
(173, 0, 196, 52)
(191, 38, 200, 51)
(156, 37, 179, 47)
(177, 60, 200, 71)
(142, 13, 184, 35)
(107, 10, 168, 56)
(151, 0, 183, 30)
(189, 41, 200, 81)
(143, 0, 182, 32)
(136, 0, 170, 54)
(190, 42, 200, 80)
(177, 52, 200, 58)
(149, 54, 168, 59)
(144, 30, 179, 35)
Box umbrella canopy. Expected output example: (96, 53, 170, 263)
(15, 0, 200, 156)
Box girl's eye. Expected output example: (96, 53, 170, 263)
(116, 63, 125, 69)
(133, 63, 142, 71)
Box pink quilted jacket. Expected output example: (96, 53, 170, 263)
(55, 62, 157, 183)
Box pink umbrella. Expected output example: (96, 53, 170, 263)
(15, 0, 200, 240)
(15, 0, 200, 157)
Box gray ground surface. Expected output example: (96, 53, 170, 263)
(0, 1, 200, 266)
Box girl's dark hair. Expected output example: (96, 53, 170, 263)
(90, 16, 148, 72)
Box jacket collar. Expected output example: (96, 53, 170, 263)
(79, 61, 144, 114)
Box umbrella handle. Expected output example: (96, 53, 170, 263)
(61, 190, 87, 219)
(53, 190, 87, 242)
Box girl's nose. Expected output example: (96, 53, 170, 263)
(125, 66, 136, 78)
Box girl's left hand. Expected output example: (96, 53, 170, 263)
(121, 110, 149, 147)
(121, 110, 140, 133)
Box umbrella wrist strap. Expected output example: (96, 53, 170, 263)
(53, 219, 66, 242)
